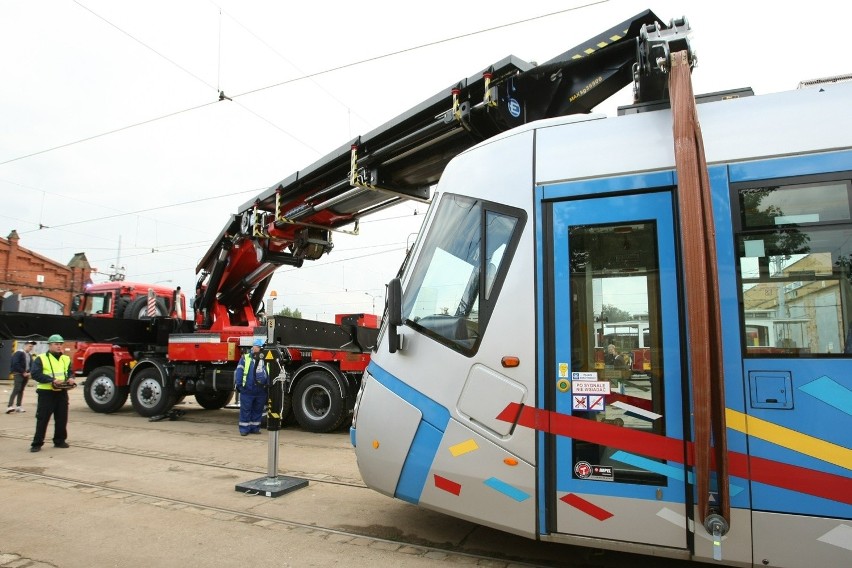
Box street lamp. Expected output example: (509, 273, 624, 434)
(364, 292, 380, 314)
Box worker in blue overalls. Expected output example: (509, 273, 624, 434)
(234, 338, 269, 436)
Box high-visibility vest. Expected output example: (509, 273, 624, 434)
(36, 353, 72, 391)
(240, 354, 268, 388)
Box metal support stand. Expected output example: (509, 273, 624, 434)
(236, 359, 307, 497)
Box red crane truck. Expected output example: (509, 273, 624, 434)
(26, 279, 378, 432)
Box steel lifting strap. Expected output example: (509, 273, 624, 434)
(669, 50, 731, 531)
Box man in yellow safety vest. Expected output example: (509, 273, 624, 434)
(29, 334, 77, 452)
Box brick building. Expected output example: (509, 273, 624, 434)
(0, 230, 92, 314)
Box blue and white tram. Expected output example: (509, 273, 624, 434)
(351, 78, 852, 567)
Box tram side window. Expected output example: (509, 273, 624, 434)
(735, 177, 852, 356)
(401, 194, 525, 356)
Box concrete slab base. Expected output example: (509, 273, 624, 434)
(235, 476, 308, 497)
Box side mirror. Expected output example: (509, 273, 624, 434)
(388, 278, 402, 326)
(387, 278, 402, 353)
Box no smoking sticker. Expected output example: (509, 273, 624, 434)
(572, 395, 605, 412)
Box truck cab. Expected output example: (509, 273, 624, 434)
(72, 281, 184, 320)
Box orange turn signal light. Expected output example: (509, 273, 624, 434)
(501, 356, 520, 368)
(504, 458, 518, 466)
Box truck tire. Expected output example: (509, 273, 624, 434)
(83, 365, 128, 413)
(194, 391, 233, 410)
(130, 367, 174, 417)
(123, 296, 168, 319)
(292, 370, 347, 433)
(113, 296, 129, 318)
(282, 394, 299, 426)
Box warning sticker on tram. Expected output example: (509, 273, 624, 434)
(572, 380, 610, 394)
(571, 394, 606, 412)
(572, 395, 605, 411)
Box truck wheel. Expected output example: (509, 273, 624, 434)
(83, 365, 128, 413)
(194, 391, 233, 410)
(130, 368, 174, 417)
(292, 371, 347, 433)
(123, 296, 168, 319)
(282, 395, 299, 426)
(113, 296, 129, 318)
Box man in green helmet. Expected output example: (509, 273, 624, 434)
(29, 334, 76, 452)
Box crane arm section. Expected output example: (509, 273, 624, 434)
(195, 10, 692, 330)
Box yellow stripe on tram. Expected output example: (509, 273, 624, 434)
(726, 408, 852, 470)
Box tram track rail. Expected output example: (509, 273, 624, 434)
(0, 465, 558, 568)
(0, 431, 364, 488)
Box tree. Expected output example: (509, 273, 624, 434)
(600, 304, 632, 323)
(276, 307, 302, 318)
(740, 187, 810, 268)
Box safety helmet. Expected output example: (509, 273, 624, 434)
(252, 338, 264, 348)
(47, 334, 64, 343)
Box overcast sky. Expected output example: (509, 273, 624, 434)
(2, 0, 850, 321)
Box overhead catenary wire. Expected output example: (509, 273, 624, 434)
(72, 0, 215, 91)
(14, 192, 418, 241)
(0, 176, 258, 239)
(0, 1, 607, 168)
(0, 102, 217, 167)
(233, 1, 608, 100)
(207, 0, 371, 128)
(18, 187, 263, 234)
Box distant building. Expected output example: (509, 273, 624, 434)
(1, 230, 93, 378)
(0, 230, 92, 314)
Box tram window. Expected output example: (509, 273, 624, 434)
(735, 176, 852, 356)
(401, 194, 525, 356)
(569, 222, 666, 486)
(739, 181, 851, 228)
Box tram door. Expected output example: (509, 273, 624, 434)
(549, 191, 689, 548)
